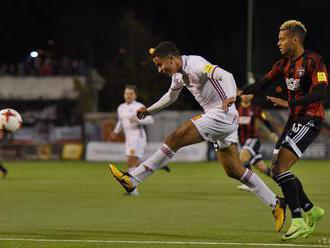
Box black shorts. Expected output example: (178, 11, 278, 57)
(275, 116, 322, 158)
(242, 138, 262, 165)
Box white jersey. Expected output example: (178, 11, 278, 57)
(113, 100, 154, 158)
(113, 100, 154, 142)
(147, 55, 238, 117)
(172, 55, 237, 113)
(147, 55, 239, 144)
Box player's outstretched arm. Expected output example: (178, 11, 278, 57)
(137, 88, 182, 119)
(137, 115, 154, 125)
(241, 76, 272, 95)
(241, 59, 284, 95)
(267, 84, 327, 108)
(287, 84, 327, 107)
(266, 96, 288, 108)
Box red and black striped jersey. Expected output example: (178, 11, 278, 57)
(237, 104, 273, 145)
(265, 51, 328, 119)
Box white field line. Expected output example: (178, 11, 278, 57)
(0, 237, 329, 247)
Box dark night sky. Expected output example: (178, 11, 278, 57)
(1, 0, 330, 110)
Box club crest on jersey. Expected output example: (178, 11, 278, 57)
(285, 78, 301, 91)
(297, 66, 305, 78)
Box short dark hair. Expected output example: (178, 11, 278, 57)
(125, 84, 138, 94)
(149, 41, 181, 58)
(280, 20, 307, 42)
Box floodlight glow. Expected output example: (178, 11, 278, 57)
(30, 51, 38, 58)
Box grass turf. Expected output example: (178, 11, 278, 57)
(0, 160, 329, 248)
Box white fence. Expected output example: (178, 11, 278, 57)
(86, 141, 208, 162)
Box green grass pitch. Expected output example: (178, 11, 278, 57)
(0, 160, 329, 248)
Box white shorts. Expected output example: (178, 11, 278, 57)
(191, 108, 239, 149)
(125, 138, 146, 159)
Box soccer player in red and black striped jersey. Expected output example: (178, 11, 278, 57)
(236, 94, 278, 191)
(242, 20, 327, 240)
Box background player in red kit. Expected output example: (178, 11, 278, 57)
(235, 94, 278, 191)
(242, 20, 328, 240)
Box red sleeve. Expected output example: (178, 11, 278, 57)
(308, 54, 328, 87)
(265, 59, 284, 81)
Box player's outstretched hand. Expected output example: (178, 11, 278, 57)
(237, 89, 243, 96)
(222, 96, 236, 112)
(137, 107, 150, 119)
(266, 96, 288, 108)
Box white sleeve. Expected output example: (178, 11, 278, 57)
(113, 107, 123, 134)
(202, 61, 237, 98)
(137, 104, 155, 125)
(147, 73, 184, 114)
(211, 66, 237, 97)
(137, 115, 154, 125)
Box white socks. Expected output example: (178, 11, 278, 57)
(240, 169, 277, 209)
(129, 144, 175, 186)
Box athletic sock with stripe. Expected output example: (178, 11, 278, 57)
(129, 144, 175, 186)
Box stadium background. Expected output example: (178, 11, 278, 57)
(0, 0, 329, 161)
(0, 1, 330, 247)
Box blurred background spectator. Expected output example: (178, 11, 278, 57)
(0, 52, 87, 76)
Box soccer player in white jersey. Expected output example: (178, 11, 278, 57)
(109, 42, 286, 231)
(111, 85, 159, 195)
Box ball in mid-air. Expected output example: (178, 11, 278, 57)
(0, 108, 23, 132)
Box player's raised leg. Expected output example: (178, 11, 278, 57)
(216, 142, 286, 231)
(109, 120, 203, 192)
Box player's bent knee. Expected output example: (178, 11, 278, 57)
(271, 160, 285, 177)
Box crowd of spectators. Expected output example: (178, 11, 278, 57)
(0, 55, 87, 76)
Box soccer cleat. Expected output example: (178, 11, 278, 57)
(108, 164, 136, 193)
(272, 197, 286, 232)
(161, 165, 171, 173)
(281, 218, 309, 241)
(237, 184, 253, 192)
(303, 206, 325, 237)
(1, 169, 8, 179)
